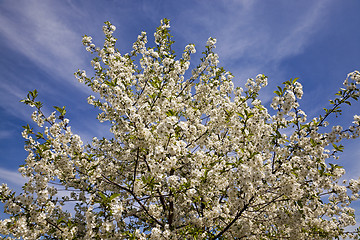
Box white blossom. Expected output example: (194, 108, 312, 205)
(2, 19, 360, 240)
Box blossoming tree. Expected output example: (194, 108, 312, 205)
(1, 19, 360, 239)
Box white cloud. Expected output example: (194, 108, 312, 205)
(212, 1, 331, 72)
(0, 168, 27, 187)
(268, 2, 329, 62)
(0, 130, 13, 140)
(0, 80, 31, 120)
(341, 143, 360, 181)
(174, 1, 332, 83)
(0, 0, 87, 90)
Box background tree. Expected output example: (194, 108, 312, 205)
(1, 19, 360, 239)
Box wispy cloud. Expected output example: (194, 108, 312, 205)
(0, 0, 87, 90)
(217, 2, 328, 61)
(340, 143, 360, 181)
(267, 2, 329, 63)
(0, 80, 31, 120)
(173, 1, 331, 80)
(0, 130, 13, 140)
(0, 0, 96, 123)
(0, 168, 26, 187)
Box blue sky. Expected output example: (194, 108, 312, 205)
(1, 0, 360, 229)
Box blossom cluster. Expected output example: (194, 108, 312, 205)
(1, 19, 360, 239)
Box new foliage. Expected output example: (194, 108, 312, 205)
(1, 19, 360, 239)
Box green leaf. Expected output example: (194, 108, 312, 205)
(274, 90, 281, 96)
(22, 124, 30, 130)
(329, 163, 343, 169)
(236, 112, 244, 118)
(35, 132, 45, 140)
(109, 193, 121, 202)
(332, 143, 344, 152)
(54, 106, 66, 116)
(310, 138, 317, 147)
(166, 109, 177, 117)
(29, 89, 38, 99)
(34, 101, 43, 109)
(98, 192, 107, 202)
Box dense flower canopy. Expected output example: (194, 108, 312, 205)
(1, 19, 360, 239)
